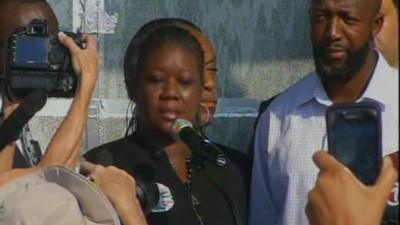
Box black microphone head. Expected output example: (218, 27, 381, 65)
(136, 181, 160, 214)
(171, 118, 192, 140)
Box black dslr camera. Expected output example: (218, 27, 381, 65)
(4, 19, 83, 98)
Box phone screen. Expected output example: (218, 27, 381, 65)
(327, 104, 382, 185)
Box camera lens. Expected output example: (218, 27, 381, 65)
(27, 24, 47, 35)
(33, 26, 44, 34)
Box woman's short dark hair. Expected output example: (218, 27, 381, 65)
(124, 23, 204, 101)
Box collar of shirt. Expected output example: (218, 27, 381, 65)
(359, 52, 396, 109)
(296, 51, 395, 108)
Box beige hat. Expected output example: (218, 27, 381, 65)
(0, 166, 119, 225)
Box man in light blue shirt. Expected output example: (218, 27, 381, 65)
(249, 0, 399, 224)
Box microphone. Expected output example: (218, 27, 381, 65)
(0, 90, 47, 150)
(137, 181, 174, 214)
(80, 157, 173, 214)
(136, 181, 160, 213)
(171, 119, 226, 167)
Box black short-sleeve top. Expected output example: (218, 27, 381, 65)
(84, 134, 248, 225)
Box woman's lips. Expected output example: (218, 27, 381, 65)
(160, 110, 179, 121)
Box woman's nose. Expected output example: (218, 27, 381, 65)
(160, 80, 180, 100)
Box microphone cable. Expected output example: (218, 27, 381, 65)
(204, 171, 243, 225)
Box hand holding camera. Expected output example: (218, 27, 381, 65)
(57, 32, 98, 98)
(0, 20, 99, 170)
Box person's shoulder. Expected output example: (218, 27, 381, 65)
(211, 143, 250, 215)
(85, 136, 130, 154)
(216, 143, 251, 166)
(376, 52, 398, 84)
(83, 136, 142, 164)
(271, 72, 316, 106)
(373, 55, 398, 104)
(214, 143, 252, 186)
(386, 66, 398, 83)
(260, 72, 317, 118)
(387, 66, 398, 91)
(258, 95, 279, 116)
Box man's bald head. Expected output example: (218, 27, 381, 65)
(311, 0, 382, 18)
(0, 0, 57, 21)
(371, 0, 383, 15)
(356, 0, 382, 17)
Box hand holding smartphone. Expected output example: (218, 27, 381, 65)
(326, 102, 382, 185)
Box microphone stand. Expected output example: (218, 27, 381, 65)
(175, 120, 241, 224)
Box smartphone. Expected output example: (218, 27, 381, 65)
(326, 102, 382, 185)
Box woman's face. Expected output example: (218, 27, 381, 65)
(135, 42, 202, 137)
(184, 27, 218, 125)
(375, 0, 399, 68)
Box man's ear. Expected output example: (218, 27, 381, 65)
(372, 13, 384, 37)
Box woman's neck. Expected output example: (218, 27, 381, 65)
(164, 142, 191, 183)
(134, 130, 191, 183)
(134, 128, 173, 151)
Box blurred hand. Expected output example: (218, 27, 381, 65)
(81, 160, 148, 225)
(57, 32, 99, 94)
(306, 151, 398, 225)
(81, 160, 136, 207)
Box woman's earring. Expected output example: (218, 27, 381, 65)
(198, 103, 211, 127)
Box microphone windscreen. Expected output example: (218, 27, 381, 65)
(136, 181, 160, 214)
(171, 118, 192, 140)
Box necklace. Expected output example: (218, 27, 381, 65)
(185, 155, 206, 225)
